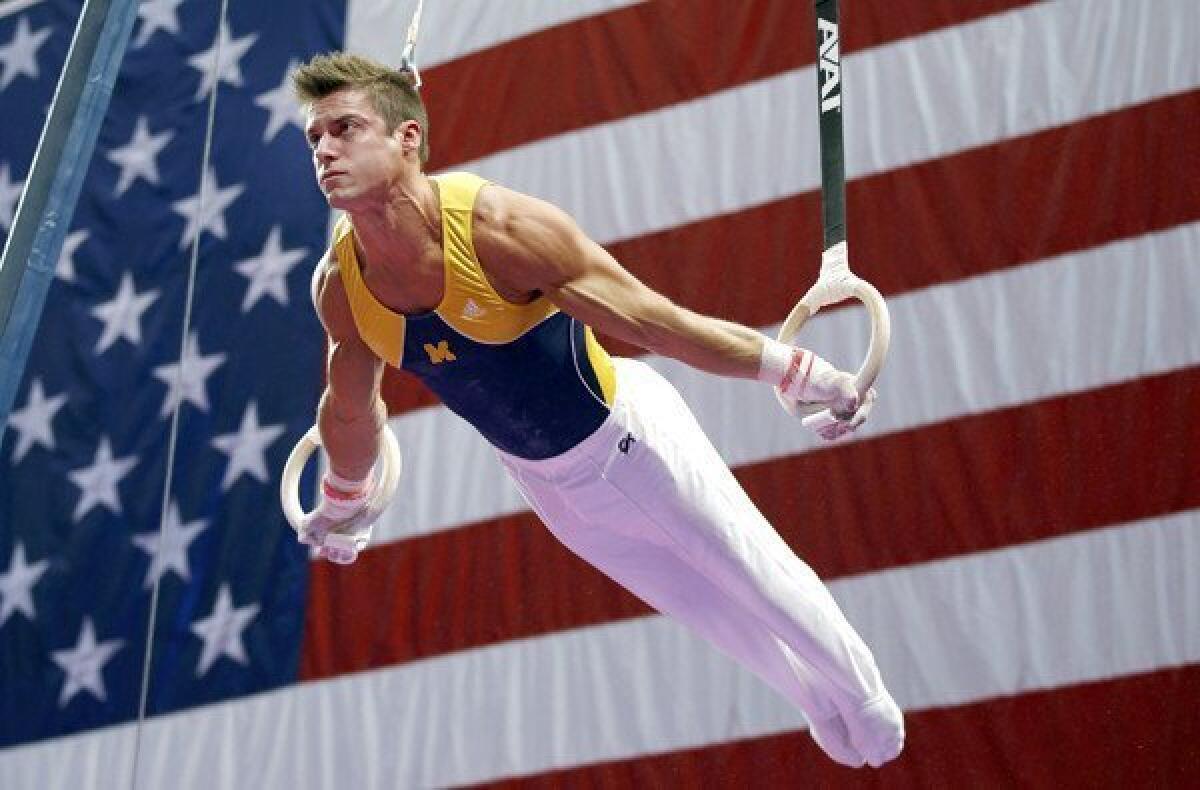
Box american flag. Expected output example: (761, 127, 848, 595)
(2, 0, 1198, 787)
(0, 0, 330, 760)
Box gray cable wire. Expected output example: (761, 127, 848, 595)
(129, 0, 230, 786)
(400, 0, 424, 87)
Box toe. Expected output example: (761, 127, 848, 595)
(843, 692, 906, 768)
(806, 712, 865, 768)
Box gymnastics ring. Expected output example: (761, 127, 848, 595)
(280, 425, 403, 548)
(775, 241, 891, 430)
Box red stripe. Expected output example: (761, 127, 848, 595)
(423, 0, 1040, 170)
(470, 664, 1200, 787)
(382, 89, 1200, 414)
(603, 89, 1200, 355)
(300, 368, 1200, 680)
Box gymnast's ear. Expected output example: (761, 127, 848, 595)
(395, 118, 423, 156)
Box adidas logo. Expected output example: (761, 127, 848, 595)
(462, 298, 485, 319)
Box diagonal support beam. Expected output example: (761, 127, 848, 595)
(0, 0, 140, 426)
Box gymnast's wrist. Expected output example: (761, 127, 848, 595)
(757, 338, 812, 398)
(322, 469, 373, 504)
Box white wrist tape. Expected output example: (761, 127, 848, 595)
(759, 338, 815, 396)
(758, 338, 792, 384)
(759, 337, 846, 404)
(319, 468, 374, 520)
(324, 468, 371, 494)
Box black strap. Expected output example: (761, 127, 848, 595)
(814, 0, 846, 249)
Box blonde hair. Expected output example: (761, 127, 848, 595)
(293, 52, 429, 165)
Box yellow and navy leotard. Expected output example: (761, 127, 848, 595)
(331, 171, 616, 460)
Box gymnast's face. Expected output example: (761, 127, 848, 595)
(305, 88, 412, 211)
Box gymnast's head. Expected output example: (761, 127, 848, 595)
(293, 52, 429, 207)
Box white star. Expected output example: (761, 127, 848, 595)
(131, 502, 208, 590)
(211, 401, 286, 490)
(106, 115, 174, 197)
(234, 226, 308, 312)
(0, 17, 53, 91)
(191, 584, 259, 677)
(152, 331, 227, 418)
(171, 165, 245, 250)
(90, 271, 159, 353)
(66, 437, 139, 522)
(0, 543, 50, 628)
(56, 229, 89, 283)
(133, 0, 185, 49)
(51, 618, 124, 707)
(255, 59, 304, 143)
(187, 20, 258, 100)
(0, 162, 23, 232)
(6, 378, 67, 464)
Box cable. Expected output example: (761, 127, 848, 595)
(128, 0, 230, 786)
(400, 0, 425, 88)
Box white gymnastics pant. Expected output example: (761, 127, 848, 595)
(497, 357, 888, 723)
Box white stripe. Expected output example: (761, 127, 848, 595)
(6, 511, 1197, 788)
(346, 0, 647, 71)
(375, 222, 1200, 545)
(452, 0, 1200, 245)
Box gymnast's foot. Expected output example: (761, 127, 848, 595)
(805, 709, 865, 767)
(841, 689, 905, 767)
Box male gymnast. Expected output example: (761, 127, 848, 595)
(292, 53, 903, 769)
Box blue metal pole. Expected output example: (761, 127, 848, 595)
(0, 0, 140, 426)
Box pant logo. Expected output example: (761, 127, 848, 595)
(423, 340, 457, 364)
(618, 433, 636, 454)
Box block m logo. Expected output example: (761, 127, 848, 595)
(423, 340, 457, 364)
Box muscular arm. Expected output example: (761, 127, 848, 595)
(312, 253, 387, 481)
(476, 188, 767, 379)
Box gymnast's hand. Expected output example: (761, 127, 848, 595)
(760, 339, 877, 441)
(812, 385, 876, 441)
(299, 473, 376, 564)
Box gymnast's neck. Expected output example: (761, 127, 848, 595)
(347, 169, 441, 272)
